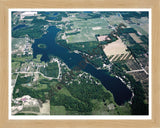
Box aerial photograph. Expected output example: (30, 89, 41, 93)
(10, 10, 149, 116)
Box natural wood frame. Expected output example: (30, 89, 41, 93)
(0, 0, 160, 127)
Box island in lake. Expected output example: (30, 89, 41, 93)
(38, 43, 47, 49)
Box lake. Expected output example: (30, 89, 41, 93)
(32, 26, 132, 105)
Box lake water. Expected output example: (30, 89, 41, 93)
(32, 26, 132, 105)
(47, 17, 57, 20)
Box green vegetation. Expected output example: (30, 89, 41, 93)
(12, 62, 20, 72)
(50, 106, 66, 115)
(66, 81, 113, 103)
(48, 68, 120, 115)
(44, 12, 67, 21)
(23, 16, 35, 19)
(58, 87, 72, 96)
(12, 38, 26, 51)
(140, 35, 149, 45)
(38, 44, 47, 49)
(12, 73, 17, 79)
(12, 18, 48, 39)
(15, 113, 37, 115)
(126, 74, 148, 115)
(11, 11, 149, 115)
(65, 18, 112, 43)
(12, 55, 33, 63)
(111, 63, 148, 115)
(35, 84, 48, 90)
(33, 55, 43, 63)
(31, 18, 48, 25)
(50, 94, 92, 114)
(22, 106, 40, 112)
(40, 62, 59, 78)
(16, 74, 32, 84)
(57, 40, 109, 67)
(113, 61, 130, 71)
(76, 12, 101, 20)
(12, 74, 57, 102)
(12, 64, 128, 115)
(128, 43, 146, 58)
(116, 103, 131, 115)
(12, 26, 44, 39)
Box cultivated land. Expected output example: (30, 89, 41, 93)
(129, 33, 142, 43)
(103, 36, 128, 56)
(65, 18, 112, 43)
(106, 15, 128, 26)
(103, 36, 134, 62)
(11, 11, 149, 115)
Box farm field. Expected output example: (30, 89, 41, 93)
(66, 18, 112, 43)
(130, 17, 149, 34)
(126, 59, 142, 70)
(106, 15, 128, 26)
(103, 37, 128, 56)
(102, 36, 134, 62)
(129, 33, 142, 43)
(130, 24, 148, 36)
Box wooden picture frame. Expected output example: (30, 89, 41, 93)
(0, 0, 160, 128)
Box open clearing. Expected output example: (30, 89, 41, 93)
(103, 37, 128, 56)
(50, 106, 66, 115)
(40, 100, 50, 115)
(129, 33, 142, 43)
(97, 35, 110, 42)
(103, 36, 134, 62)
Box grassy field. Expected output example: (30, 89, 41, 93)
(106, 15, 127, 26)
(50, 106, 66, 115)
(130, 24, 148, 36)
(40, 62, 59, 78)
(58, 87, 72, 96)
(130, 17, 149, 35)
(35, 84, 48, 90)
(22, 106, 40, 112)
(91, 99, 110, 115)
(66, 18, 112, 43)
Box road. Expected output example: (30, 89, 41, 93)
(126, 68, 148, 75)
(15, 71, 59, 80)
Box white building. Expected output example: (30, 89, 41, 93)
(20, 11, 37, 19)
